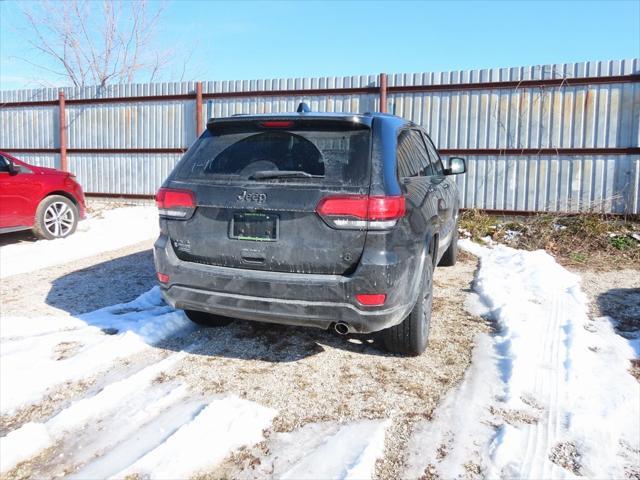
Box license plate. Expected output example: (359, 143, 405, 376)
(230, 213, 278, 241)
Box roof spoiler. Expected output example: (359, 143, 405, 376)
(206, 115, 372, 131)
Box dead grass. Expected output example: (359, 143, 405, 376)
(549, 441, 582, 475)
(0, 378, 94, 436)
(459, 209, 640, 270)
(52, 341, 83, 361)
(630, 359, 640, 382)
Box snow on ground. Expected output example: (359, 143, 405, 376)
(0, 206, 158, 278)
(1, 286, 390, 478)
(248, 419, 390, 480)
(3, 212, 637, 478)
(1, 287, 192, 415)
(113, 396, 277, 480)
(405, 240, 640, 478)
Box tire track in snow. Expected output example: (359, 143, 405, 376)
(518, 292, 556, 478)
(0, 287, 194, 416)
(0, 352, 188, 474)
(518, 292, 564, 478)
(2, 286, 393, 479)
(0, 287, 199, 474)
(68, 397, 207, 479)
(230, 419, 390, 480)
(404, 241, 640, 479)
(113, 396, 276, 479)
(2, 336, 279, 480)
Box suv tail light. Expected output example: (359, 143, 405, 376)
(316, 195, 405, 230)
(155, 188, 196, 219)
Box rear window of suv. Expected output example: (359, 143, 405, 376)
(174, 121, 371, 186)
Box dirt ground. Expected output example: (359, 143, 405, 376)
(2, 219, 638, 478)
(576, 268, 640, 382)
(0, 236, 489, 479)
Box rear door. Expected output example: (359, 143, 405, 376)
(164, 119, 372, 275)
(421, 132, 456, 246)
(396, 129, 439, 235)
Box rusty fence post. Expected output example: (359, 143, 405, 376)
(195, 81, 203, 138)
(58, 91, 67, 171)
(379, 73, 388, 113)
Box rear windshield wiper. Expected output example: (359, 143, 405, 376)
(248, 170, 323, 180)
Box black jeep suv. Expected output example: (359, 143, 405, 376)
(154, 106, 465, 355)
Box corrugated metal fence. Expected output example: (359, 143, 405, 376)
(1, 59, 639, 214)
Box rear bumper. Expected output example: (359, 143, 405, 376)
(154, 233, 425, 334)
(161, 284, 409, 333)
(67, 178, 87, 219)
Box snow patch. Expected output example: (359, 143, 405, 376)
(0, 354, 186, 474)
(0, 206, 158, 278)
(254, 419, 390, 480)
(0, 287, 192, 414)
(114, 396, 277, 480)
(406, 240, 640, 478)
(404, 335, 503, 478)
(80, 287, 189, 345)
(0, 422, 51, 473)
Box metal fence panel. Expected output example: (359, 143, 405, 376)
(206, 93, 379, 120)
(390, 82, 639, 149)
(454, 154, 639, 214)
(1, 60, 638, 213)
(0, 106, 58, 150)
(68, 153, 182, 195)
(66, 100, 195, 149)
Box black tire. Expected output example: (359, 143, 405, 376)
(438, 227, 458, 267)
(32, 195, 79, 240)
(184, 309, 233, 327)
(382, 257, 433, 356)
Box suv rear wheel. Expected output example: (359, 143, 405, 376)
(33, 195, 78, 240)
(184, 309, 233, 327)
(438, 227, 458, 267)
(381, 257, 433, 355)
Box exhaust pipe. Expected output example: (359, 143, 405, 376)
(334, 322, 349, 335)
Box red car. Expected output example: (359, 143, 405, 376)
(0, 152, 86, 239)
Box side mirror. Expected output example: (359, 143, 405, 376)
(444, 157, 466, 175)
(7, 159, 18, 175)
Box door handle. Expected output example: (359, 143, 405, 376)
(438, 198, 447, 212)
(442, 182, 450, 189)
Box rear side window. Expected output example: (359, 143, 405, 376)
(174, 122, 371, 186)
(422, 132, 444, 175)
(397, 130, 431, 178)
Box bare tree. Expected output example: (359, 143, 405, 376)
(17, 0, 176, 87)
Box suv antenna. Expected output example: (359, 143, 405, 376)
(297, 102, 310, 113)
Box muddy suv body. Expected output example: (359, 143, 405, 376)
(154, 108, 465, 355)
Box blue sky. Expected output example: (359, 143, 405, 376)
(1, 0, 639, 90)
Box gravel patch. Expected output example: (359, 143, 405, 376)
(0, 238, 487, 479)
(0, 240, 156, 317)
(576, 267, 640, 381)
(3, 228, 637, 479)
(196, 251, 490, 479)
(549, 441, 583, 475)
